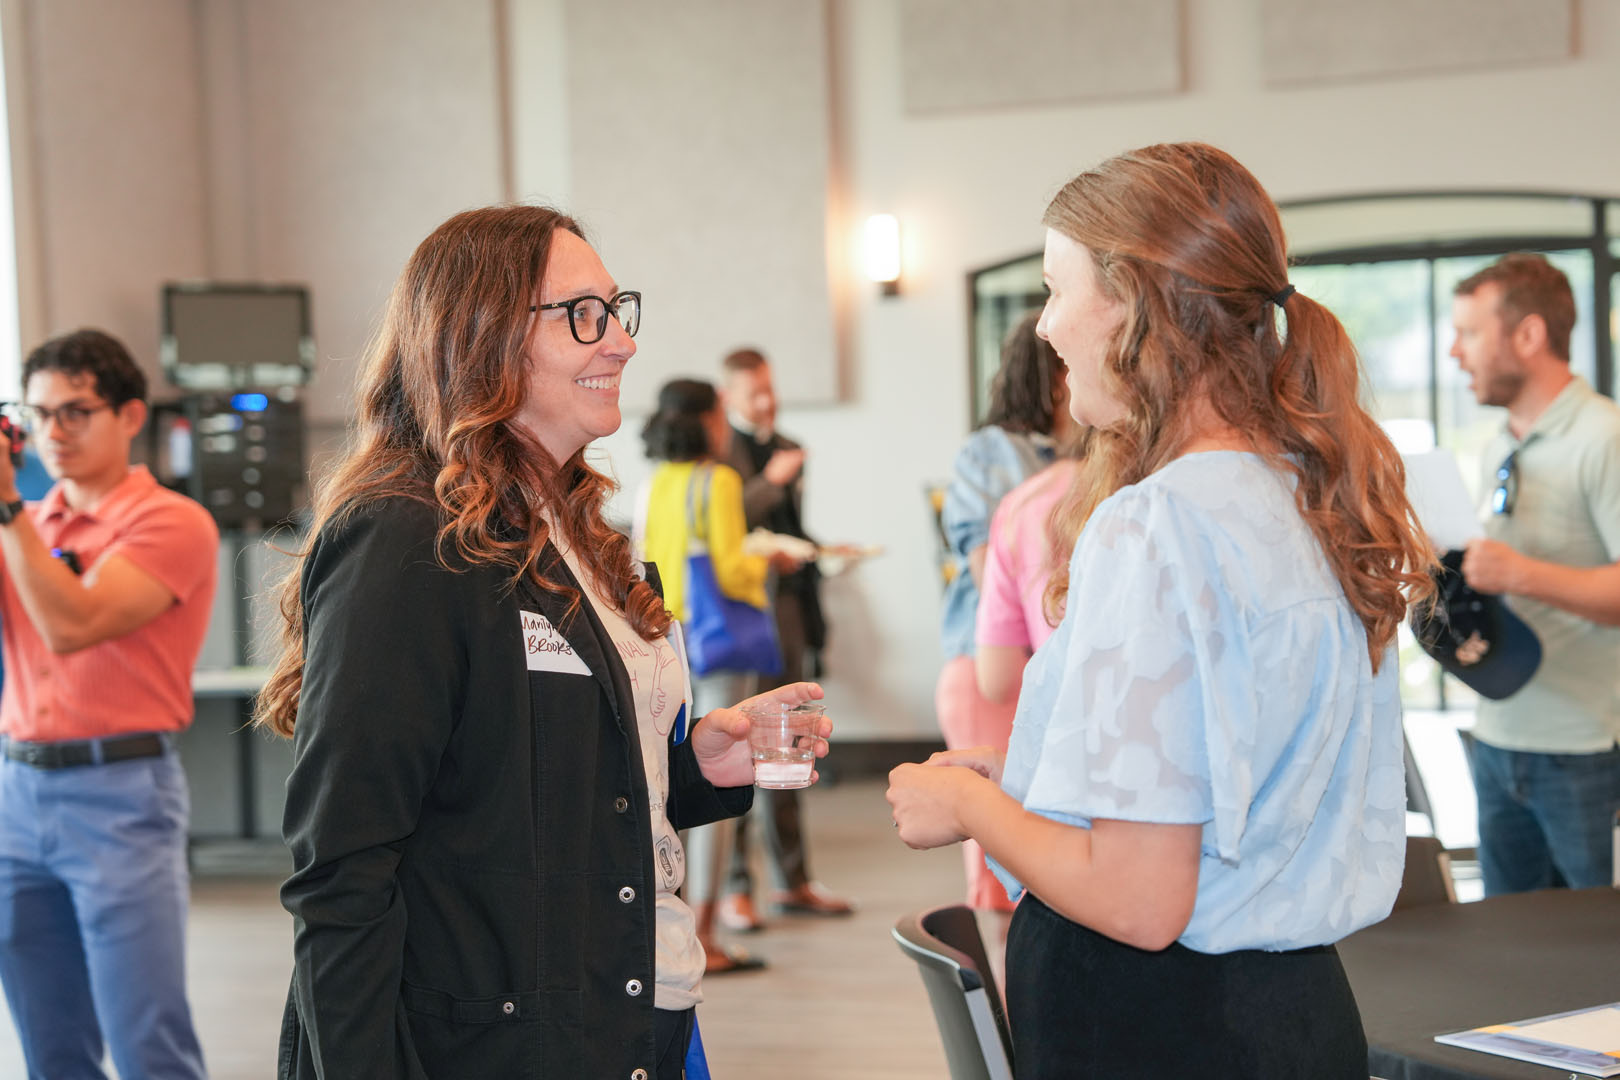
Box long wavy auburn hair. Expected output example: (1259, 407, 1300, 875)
(1041, 143, 1435, 669)
(255, 205, 670, 737)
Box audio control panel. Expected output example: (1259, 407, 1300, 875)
(151, 391, 305, 529)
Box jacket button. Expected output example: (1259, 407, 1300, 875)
(631, 1071, 649, 1080)
(618, 885, 635, 903)
(625, 978, 643, 996)
(614, 796, 629, 813)
(501, 1001, 515, 1016)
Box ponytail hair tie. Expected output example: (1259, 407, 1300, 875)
(1267, 284, 1296, 306)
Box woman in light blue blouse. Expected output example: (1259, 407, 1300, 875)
(888, 143, 1436, 1079)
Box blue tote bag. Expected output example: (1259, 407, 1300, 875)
(684, 465, 783, 677)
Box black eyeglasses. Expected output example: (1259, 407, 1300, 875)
(0, 401, 114, 435)
(1491, 448, 1519, 516)
(531, 290, 641, 345)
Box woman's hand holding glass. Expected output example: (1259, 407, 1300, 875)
(691, 681, 829, 789)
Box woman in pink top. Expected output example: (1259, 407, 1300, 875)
(949, 456, 1082, 919)
(975, 459, 1082, 703)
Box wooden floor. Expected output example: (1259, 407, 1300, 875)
(0, 778, 963, 1079)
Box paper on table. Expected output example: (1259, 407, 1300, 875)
(1436, 1002, 1620, 1077)
(1403, 450, 1484, 553)
(1516, 1007, 1620, 1053)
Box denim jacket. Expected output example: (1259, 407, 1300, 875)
(939, 426, 1054, 658)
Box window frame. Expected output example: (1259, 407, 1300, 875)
(966, 191, 1618, 427)
(965, 191, 1620, 710)
(1282, 191, 1615, 400)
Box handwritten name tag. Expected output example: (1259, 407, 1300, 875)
(520, 610, 591, 676)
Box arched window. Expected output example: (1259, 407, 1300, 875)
(968, 193, 1620, 709)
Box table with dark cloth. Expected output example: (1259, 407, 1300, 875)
(1338, 888, 1620, 1080)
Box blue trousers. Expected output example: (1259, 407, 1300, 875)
(1466, 736, 1620, 897)
(0, 748, 206, 1080)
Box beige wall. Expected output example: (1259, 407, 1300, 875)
(230, 0, 508, 424)
(6, 0, 209, 371)
(5, 0, 1619, 737)
(4, 0, 507, 425)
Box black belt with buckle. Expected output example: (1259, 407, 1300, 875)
(3, 733, 167, 769)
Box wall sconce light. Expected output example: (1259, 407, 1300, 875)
(863, 213, 902, 297)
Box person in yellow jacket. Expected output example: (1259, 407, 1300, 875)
(635, 377, 800, 975)
(636, 382, 770, 622)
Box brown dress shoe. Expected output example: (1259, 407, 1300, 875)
(702, 941, 767, 974)
(718, 893, 764, 933)
(770, 882, 856, 917)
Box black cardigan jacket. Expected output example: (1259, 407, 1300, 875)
(277, 496, 751, 1079)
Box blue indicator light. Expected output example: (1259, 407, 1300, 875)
(232, 393, 269, 412)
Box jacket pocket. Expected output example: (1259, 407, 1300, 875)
(400, 982, 582, 1079)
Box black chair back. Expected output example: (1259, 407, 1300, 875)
(1393, 834, 1458, 911)
(892, 904, 1015, 1080)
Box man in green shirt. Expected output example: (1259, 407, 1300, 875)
(1451, 253, 1620, 895)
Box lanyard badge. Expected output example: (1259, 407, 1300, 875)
(666, 621, 696, 744)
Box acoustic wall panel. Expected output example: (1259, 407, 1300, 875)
(21, 0, 209, 380)
(238, 0, 507, 422)
(898, 0, 1183, 115)
(1261, 0, 1575, 87)
(562, 0, 837, 406)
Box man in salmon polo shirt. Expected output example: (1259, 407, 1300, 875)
(0, 329, 217, 1080)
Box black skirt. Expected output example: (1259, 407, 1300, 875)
(1005, 893, 1369, 1079)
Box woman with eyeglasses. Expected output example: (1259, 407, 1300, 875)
(887, 144, 1436, 1077)
(256, 205, 827, 1080)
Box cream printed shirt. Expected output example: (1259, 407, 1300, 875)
(551, 539, 705, 1010)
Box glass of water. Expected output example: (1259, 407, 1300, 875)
(742, 703, 825, 789)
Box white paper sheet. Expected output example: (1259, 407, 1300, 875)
(1403, 450, 1484, 553)
(1516, 1006, 1620, 1051)
(1437, 1002, 1620, 1077)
